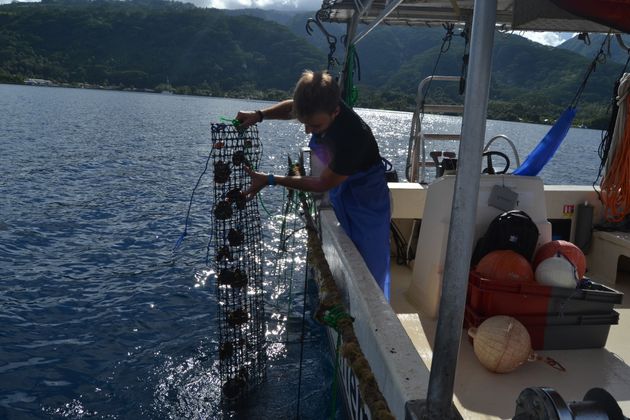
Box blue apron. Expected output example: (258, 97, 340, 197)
(314, 146, 391, 300)
(329, 163, 391, 300)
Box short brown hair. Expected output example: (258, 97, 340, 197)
(292, 70, 341, 120)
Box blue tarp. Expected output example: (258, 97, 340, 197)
(513, 107, 577, 176)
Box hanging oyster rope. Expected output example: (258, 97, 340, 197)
(211, 123, 266, 404)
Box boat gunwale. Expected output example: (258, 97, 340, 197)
(319, 208, 430, 419)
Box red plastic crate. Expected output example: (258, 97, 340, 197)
(467, 271, 550, 316)
(467, 271, 623, 317)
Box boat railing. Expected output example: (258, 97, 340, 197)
(483, 134, 522, 169)
(407, 75, 464, 184)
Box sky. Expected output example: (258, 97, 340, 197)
(514, 31, 576, 47)
(0, 0, 575, 46)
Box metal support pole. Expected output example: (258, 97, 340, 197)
(352, 0, 405, 45)
(423, 0, 497, 418)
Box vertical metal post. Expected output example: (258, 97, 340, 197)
(424, 0, 497, 418)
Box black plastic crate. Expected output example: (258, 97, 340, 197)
(548, 279, 624, 315)
(466, 305, 619, 350)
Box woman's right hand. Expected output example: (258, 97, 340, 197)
(235, 111, 261, 129)
(242, 165, 269, 200)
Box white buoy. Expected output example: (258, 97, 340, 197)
(535, 253, 579, 288)
(468, 315, 532, 373)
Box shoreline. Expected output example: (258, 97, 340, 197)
(2, 80, 600, 129)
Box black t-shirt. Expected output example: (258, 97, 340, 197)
(313, 102, 381, 176)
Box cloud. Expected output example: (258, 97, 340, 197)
(0, 0, 320, 8)
(516, 31, 576, 47)
(197, 0, 319, 10)
(0, 0, 584, 46)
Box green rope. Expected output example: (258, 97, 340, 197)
(257, 194, 273, 217)
(330, 330, 342, 420)
(343, 44, 359, 108)
(297, 191, 315, 223)
(322, 306, 352, 418)
(284, 204, 300, 342)
(269, 188, 288, 295)
(279, 189, 296, 252)
(322, 305, 352, 330)
(271, 184, 304, 342)
(296, 250, 310, 418)
(219, 116, 240, 127)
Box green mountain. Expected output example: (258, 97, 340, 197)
(347, 26, 622, 125)
(0, 0, 624, 127)
(0, 0, 324, 94)
(558, 33, 630, 65)
(227, 9, 623, 125)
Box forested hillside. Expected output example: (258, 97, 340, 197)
(222, 8, 626, 126)
(0, 0, 324, 97)
(1, 0, 625, 127)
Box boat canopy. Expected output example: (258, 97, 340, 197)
(318, 0, 626, 34)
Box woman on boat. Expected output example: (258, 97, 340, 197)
(235, 70, 391, 300)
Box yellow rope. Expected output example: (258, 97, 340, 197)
(305, 226, 395, 420)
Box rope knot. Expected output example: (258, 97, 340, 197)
(322, 305, 353, 330)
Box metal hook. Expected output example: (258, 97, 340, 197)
(578, 32, 591, 46)
(307, 15, 339, 70)
(306, 16, 337, 46)
(615, 34, 630, 54)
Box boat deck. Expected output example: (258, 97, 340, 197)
(390, 264, 630, 419)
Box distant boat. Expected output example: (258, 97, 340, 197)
(24, 78, 53, 86)
(160, 77, 174, 94)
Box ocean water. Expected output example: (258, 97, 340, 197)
(0, 84, 603, 419)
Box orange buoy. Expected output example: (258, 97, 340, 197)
(476, 250, 535, 283)
(533, 240, 586, 279)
